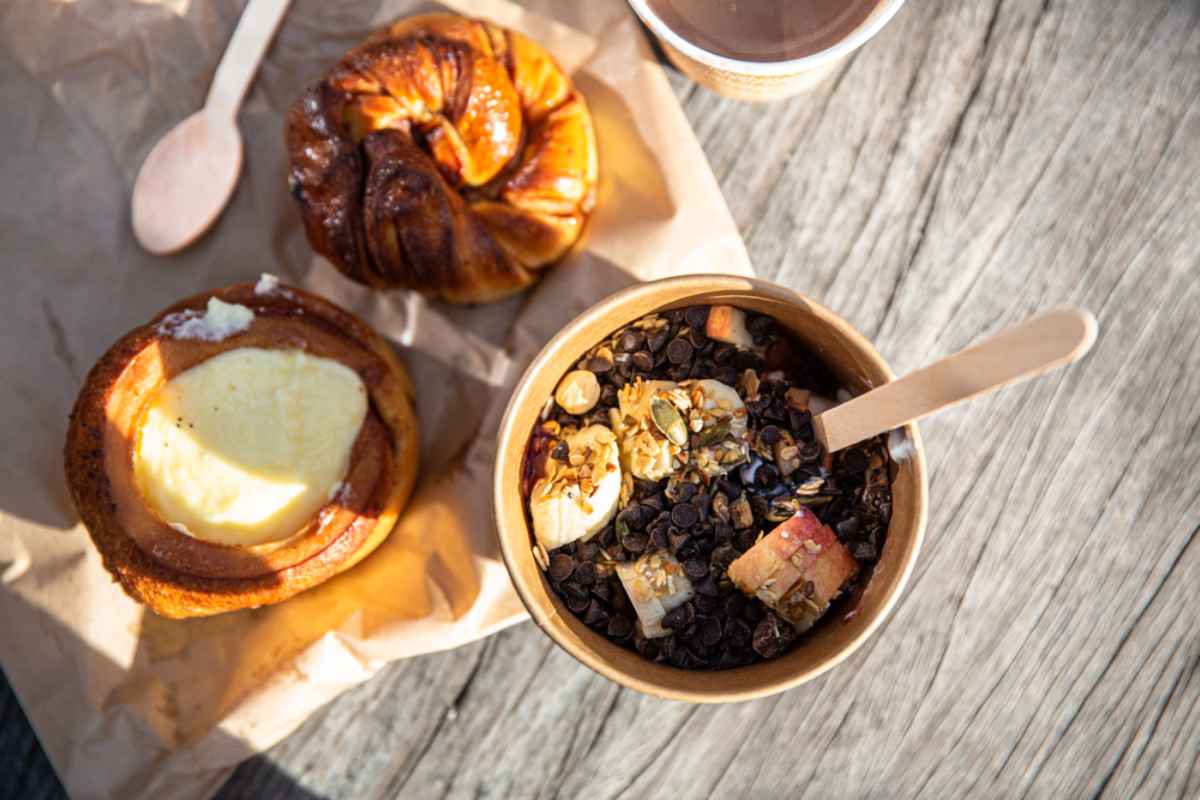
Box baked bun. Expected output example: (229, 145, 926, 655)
(286, 13, 598, 303)
(64, 280, 420, 618)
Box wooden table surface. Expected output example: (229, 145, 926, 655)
(4, 0, 1199, 797)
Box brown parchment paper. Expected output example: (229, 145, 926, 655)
(0, 0, 753, 797)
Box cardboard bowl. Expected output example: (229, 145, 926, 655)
(494, 275, 927, 702)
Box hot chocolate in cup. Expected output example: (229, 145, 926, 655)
(628, 0, 908, 101)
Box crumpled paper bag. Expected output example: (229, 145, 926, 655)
(0, 0, 752, 797)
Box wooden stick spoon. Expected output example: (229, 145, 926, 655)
(812, 307, 1098, 453)
(131, 0, 292, 255)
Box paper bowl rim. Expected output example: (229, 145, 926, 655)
(493, 274, 928, 703)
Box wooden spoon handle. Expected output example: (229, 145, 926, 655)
(812, 307, 1098, 453)
(205, 0, 292, 116)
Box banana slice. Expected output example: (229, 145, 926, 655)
(615, 379, 679, 481)
(615, 551, 695, 638)
(726, 508, 859, 632)
(682, 379, 750, 476)
(530, 424, 621, 550)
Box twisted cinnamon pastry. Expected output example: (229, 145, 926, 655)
(286, 14, 598, 303)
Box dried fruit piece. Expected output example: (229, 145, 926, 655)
(615, 551, 695, 638)
(530, 425, 622, 550)
(752, 613, 797, 658)
(726, 508, 859, 632)
(554, 370, 601, 415)
(706, 305, 755, 349)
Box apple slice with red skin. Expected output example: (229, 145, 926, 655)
(726, 507, 859, 631)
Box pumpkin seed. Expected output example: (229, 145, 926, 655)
(695, 419, 732, 447)
(650, 396, 689, 446)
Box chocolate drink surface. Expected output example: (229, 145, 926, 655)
(522, 305, 893, 670)
(647, 0, 882, 63)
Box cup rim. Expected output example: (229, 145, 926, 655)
(493, 274, 928, 702)
(627, 0, 908, 77)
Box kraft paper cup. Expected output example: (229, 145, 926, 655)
(628, 0, 908, 101)
(494, 275, 928, 703)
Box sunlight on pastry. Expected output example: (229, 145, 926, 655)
(134, 347, 367, 546)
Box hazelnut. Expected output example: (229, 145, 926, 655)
(554, 370, 601, 415)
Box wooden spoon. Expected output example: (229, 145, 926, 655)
(812, 307, 1098, 453)
(131, 0, 292, 255)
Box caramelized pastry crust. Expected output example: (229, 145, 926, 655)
(64, 282, 420, 618)
(286, 13, 598, 303)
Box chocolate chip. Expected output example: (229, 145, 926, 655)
(695, 593, 720, 613)
(752, 613, 797, 658)
(617, 329, 645, 352)
(668, 530, 691, 554)
(841, 447, 868, 474)
(851, 541, 878, 561)
(618, 504, 645, 531)
(666, 338, 694, 365)
(735, 530, 758, 552)
(747, 314, 774, 338)
(566, 592, 591, 614)
(584, 600, 609, 626)
(729, 618, 754, 645)
(668, 646, 691, 668)
(646, 327, 669, 353)
(755, 464, 780, 489)
(685, 306, 710, 329)
(683, 558, 709, 579)
(663, 602, 696, 630)
(714, 365, 739, 386)
(693, 575, 719, 596)
(759, 425, 782, 445)
(650, 525, 669, 550)
(633, 633, 662, 662)
(671, 502, 699, 528)
(718, 649, 746, 669)
(698, 617, 722, 647)
(548, 553, 574, 582)
(836, 516, 861, 539)
(611, 585, 630, 611)
(585, 354, 614, 373)
(667, 364, 690, 381)
(717, 478, 743, 499)
(799, 441, 824, 464)
(712, 545, 738, 570)
(740, 600, 765, 624)
(607, 615, 634, 640)
(621, 532, 649, 554)
(551, 441, 569, 461)
(631, 350, 654, 371)
(574, 560, 597, 586)
(590, 580, 612, 602)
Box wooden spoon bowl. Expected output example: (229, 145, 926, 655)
(493, 275, 928, 702)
